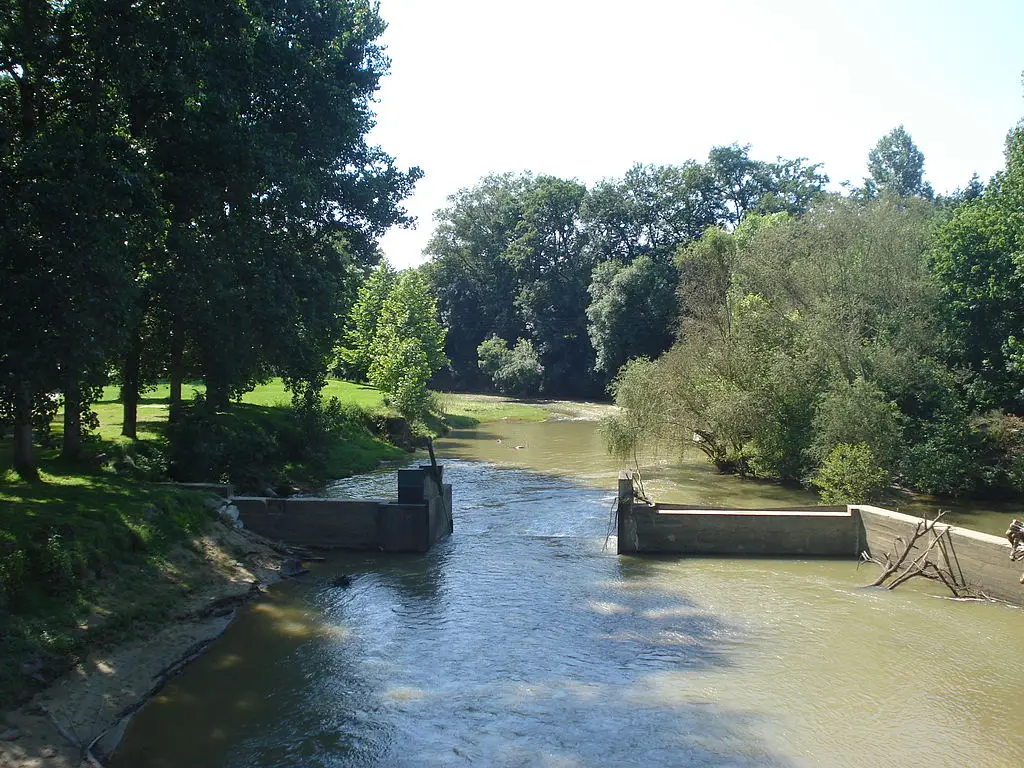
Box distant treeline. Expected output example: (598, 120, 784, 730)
(423, 130, 976, 399)
(424, 123, 1024, 499)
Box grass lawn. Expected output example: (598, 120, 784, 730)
(434, 392, 551, 427)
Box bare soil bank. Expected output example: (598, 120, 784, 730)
(0, 521, 288, 768)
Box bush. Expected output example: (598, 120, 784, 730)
(369, 337, 433, 420)
(809, 378, 905, 473)
(906, 408, 1024, 498)
(477, 335, 544, 397)
(166, 398, 278, 489)
(811, 442, 890, 504)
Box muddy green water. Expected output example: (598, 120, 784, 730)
(111, 420, 1024, 767)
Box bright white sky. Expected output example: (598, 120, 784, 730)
(368, 0, 1024, 269)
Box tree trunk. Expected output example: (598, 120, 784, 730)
(169, 329, 183, 423)
(121, 331, 142, 439)
(205, 377, 230, 413)
(12, 380, 38, 481)
(61, 380, 82, 461)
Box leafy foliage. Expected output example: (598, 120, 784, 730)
(476, 336, 544, 397)
(932, 123, 1024, 411)
(586, 256, 678, 375)
(341, 259, 398, 381)
(811, 443, 890, 504)
(607, 198, 942, 490)
(866, 125, 933, 199)
(368, 271, 449, 420)
(426, 147, 828, 398)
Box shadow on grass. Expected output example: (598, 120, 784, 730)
(0, 466, 217, 709)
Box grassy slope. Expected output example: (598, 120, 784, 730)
(0, 379, 401, 709)
(0, 470, 214, 708)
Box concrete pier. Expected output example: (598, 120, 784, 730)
(233, 467, 452, 552)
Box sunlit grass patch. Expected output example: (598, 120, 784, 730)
(437, 393, 550, 425)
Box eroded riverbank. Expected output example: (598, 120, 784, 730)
(0, 522, 287, 768)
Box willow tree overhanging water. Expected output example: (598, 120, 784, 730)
(603, 192, 1024, 504)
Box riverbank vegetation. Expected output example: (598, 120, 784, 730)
(598, 125, 1024, 503)
(423, 121, 1024, 504)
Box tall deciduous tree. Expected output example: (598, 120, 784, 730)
(368, 271, 448, 418)
(507, 176, 594, 396)
(0, 0, 152, 474)
(606, 199, 939, 482)
(866, 125, 933, 199)
(343, 258, 397, 381)
(100, 0, 420, 413)
(582, 162, 720, 264)
(424, 173, 531, 389)
(586, 256, 678, 377)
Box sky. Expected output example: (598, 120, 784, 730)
(368, 0, 1024, 269)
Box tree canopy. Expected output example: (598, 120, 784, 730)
(424, 146, 830, 399)
(0, 0, 420, 479)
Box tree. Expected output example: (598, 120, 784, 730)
(99, 0, 421, 413)
(586, 256, 678, 377)
(506, 176, 596, 396)
(424, 173, 531, 389)
(582, 162, 721, 264)
(342, 259, 397, 381)
(707, 144, 828, 226)
(931, 122, 1024, 411)
(426, 173, 597, 397)
(811, 443, 891, 504)
(425, 145, 829, 398)
(368, 271, 448, 417)
(605, 198, 940, 484)
(0, 0, 153, 474)
(476, 336, 543, 397)
(866, 125, 933, 199)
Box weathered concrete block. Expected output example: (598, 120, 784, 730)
(231, 471, 452, 553)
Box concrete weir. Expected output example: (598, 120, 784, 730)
(616, 471, 1024, 606)
(233, 466, 452, 552)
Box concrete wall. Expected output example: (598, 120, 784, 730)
(855, 505, 1024, 604)
(234, 468, 452, 553)
(617, 471, 857, 556)
(615, 472, 1024, 606)
(621, 504, 861, 556)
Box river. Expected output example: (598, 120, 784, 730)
(111, 419, 1024, 767)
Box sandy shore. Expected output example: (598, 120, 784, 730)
(0, 522, 289, 768)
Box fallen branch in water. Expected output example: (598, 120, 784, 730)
(861, 512, 988, 599)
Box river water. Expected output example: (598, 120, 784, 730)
(112, 420, 1024, 767)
